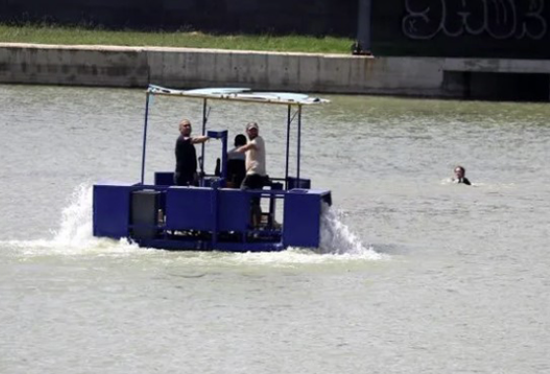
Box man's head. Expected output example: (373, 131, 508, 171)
(234, 134, 247, 147)
(246, 122, 259, 140)
(454, 166, 466, 178)
(179, 119, 192, 136)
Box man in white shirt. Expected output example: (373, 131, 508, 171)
(237, 122, 267, 227)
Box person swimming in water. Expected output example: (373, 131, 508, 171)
(452, 165, 471, 185)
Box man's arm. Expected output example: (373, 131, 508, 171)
(191, 135, 210, 144)
(236, 142, 256, 153)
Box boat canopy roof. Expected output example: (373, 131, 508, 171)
(147, 84, 329, 106)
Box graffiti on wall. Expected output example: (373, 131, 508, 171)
(402, 0, 547, 40)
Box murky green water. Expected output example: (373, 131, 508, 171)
(1, 85, 549, 374)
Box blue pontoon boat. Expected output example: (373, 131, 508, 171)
(93, 85, 332, 252)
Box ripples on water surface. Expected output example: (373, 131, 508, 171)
(1, 85, 549, 374)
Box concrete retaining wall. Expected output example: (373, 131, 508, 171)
(1, 43, 549, 99)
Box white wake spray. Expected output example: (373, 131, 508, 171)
(48, 183, 139, 254)
(318, 203, 382, 259)
(1, 183, 139, 255)
(52, 183, 94, 246)
(228, 203, 383, 265)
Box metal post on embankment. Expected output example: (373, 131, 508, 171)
(356, 0, 372, 54)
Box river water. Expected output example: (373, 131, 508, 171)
(1, 84, 549, 374)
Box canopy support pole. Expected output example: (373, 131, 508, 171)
(200, 98, 208, 183)
(285, 105, 291, 190)
(296, 105, 302, 183)
(140, 92, 151, 184)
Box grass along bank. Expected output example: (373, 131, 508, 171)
(0, 24, 352, 54)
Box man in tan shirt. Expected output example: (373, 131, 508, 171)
(236, 122, 267, 227)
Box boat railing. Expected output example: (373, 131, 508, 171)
(153, 171, 311, 190)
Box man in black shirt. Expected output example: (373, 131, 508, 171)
(226, 134, 247, 188)
(174, 119, 209, 186)
(453, 165, 471, 185)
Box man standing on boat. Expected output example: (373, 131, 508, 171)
(237, 122, 267, 227)
(226, 134, 247, 188)
(174, 119, 209, 186)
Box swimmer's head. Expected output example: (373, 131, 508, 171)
(454, 165, 466, 178)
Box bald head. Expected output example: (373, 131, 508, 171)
(179, 119, 192, 136)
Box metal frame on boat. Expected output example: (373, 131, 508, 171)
(92, 84, 332, 252)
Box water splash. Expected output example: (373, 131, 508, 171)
(217, 204, 383, 265)
(2, 183, 140, 256)
(317, 203, 382, 259)
(318, 203, 382, 259)
(52, 183, 94, 246)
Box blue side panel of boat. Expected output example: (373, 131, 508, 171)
(165, 187, 214, 231)
(218, 189, 249, 232)
(154, 172, 175, 186)
(283, 189, 331, 248)
(93, 183, 132, 239)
